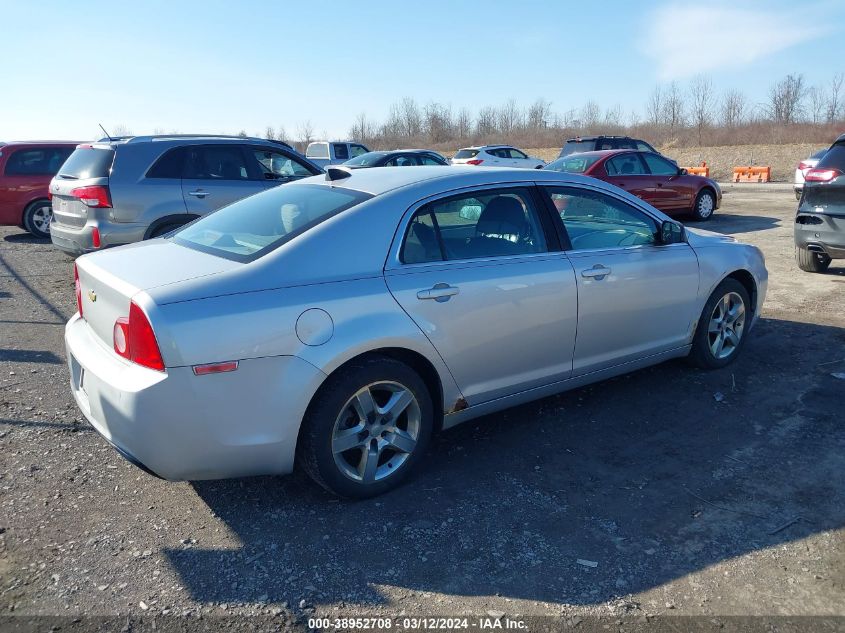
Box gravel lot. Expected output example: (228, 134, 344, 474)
(1, 187, 843, 629)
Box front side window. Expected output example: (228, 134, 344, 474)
(252, 149, 314, 180)
(184, 146, 250, 180)
(420, 154, 445, 165)
(175, 184, 371, 261)
(332, 144, 350, 160)
(401, 188, 547, 264)
(641, 153, 678, 176)
(508, 148, 528, 159)
(385, 154, 419, 167)
(545, 186, 656, 250)
(605, 154, 647, 176)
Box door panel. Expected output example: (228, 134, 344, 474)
(602, 154, 653, 203)
(386, 256, 578, 403)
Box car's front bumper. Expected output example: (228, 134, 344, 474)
(65, 314, 327, 480)
(794, 211, 845, 259)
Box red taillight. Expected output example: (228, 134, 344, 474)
(47, 191, 53, 201)
(70, 185, 112, 208)
(466, 159, 483, 165)
(805, 168, 842, 183)
(91, 227, 101, 248)
(74, 263, 83, 318)
(112, 302, 165, 371)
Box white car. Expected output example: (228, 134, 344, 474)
(452, 145, 545, 169)
(794, 149, 828, 200)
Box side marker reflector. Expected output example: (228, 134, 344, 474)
(192, 361, 239, 376)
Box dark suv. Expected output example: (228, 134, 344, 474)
(794, 134, 845, 273)
(49, 135, 321, 255)
(558, 135, 659, 158)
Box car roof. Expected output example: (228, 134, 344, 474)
(300, 165, 606, 196)
(1, 140, 82, 147)
(565, 135, 635, 142)
(556, 149, 631, 159)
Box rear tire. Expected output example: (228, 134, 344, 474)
(22, 200, 52, 239)
(687, 278, 750, 369)
(795, 246, 831, 273)
(297, 355, 434, 499)
(691, 189, 716, 221)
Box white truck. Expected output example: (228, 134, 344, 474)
(305, 141, 370, 168)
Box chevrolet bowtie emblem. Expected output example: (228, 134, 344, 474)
(87, 289, 97, 302)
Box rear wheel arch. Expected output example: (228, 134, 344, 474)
(144, 214, 198, 239)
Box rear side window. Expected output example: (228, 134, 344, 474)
(306, 143, 329, 159)
(454, 149, 479, 159)
(605, 154, 647, 176)
(401, 188, 547, 264)
(332, 144, 350, 160)
(146, 147, 187, 178)
(174, 184, 371, 262)
(57, 147, 115, 179)
(4, 147, 73, 175)
(184, 145, 250, 180)
(816, 144, 845, 170)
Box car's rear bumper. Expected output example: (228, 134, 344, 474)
(794, 211, 845, 259)
(50, 219, 148, 255)
(65, 314, 327, 480)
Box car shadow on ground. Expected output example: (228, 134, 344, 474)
(688, 213, 781, 235)
(164, 317, 845, 608)
(2, 231, 49, 244)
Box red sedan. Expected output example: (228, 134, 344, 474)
(544, 149, 721, 221)
(0, 141, 80, 238)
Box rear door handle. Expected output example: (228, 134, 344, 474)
(188, 190, 209, 198)
(581, 265, 611, 280)
(417, 283, 459, 302)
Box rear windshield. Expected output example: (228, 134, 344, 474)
(559, 141, 595, 157)
(305, 143, 329, 159)
(345, 151, 387, 166)
(454, 149, 479, 159)
(811, 149, 829, 160)
(545, 154, 602, 174)
(57, 147, 115, 179)
(817, 144, 845, 170)
(174, 184, 372, 262)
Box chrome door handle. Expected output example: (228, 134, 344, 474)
(581, 265, 611, 280)
(417, 283, 459, 302)
(188, 190, 209, 197)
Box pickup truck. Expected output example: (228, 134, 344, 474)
(305, 141, 370, 168)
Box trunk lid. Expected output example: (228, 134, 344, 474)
(75, 240, 239, 347)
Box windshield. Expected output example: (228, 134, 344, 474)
(174, 184, 372, 262)
(559, 141, 595, 157)
(545, 154, 602, 174)
(345, 151, 388, 166)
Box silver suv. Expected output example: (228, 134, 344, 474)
(49, 135, 322, 255)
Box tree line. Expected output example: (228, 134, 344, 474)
(256, 72, 844, 152)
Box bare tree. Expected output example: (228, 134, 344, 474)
(827, 72, 844, 122)
(689, 75, 715, 145)
(424, 102, 453, 143)
(808, 86, 825, 124)
(603, 104, 623, 127)
(497, 99, 522, 134)
(456, 107, 472, 139)
(663, 81, 686, 132)
(646, 85, 664, 126)
(265, 126, 276, 140)
(400, 97, 422, 138)
(296, 121, 314, 147)
(580, 100, 601, 129)
(276, 126, 288, 143)
(152, 127, 166, 135)
(768, 73, 806, 125)
(350, 112, 372, 144)
(476, 106, 497, 136)
(526, 98, 552, 130)
(720, 89, 747, 127)
(237, 129, 248, 138)
(112, 123, 132, 136)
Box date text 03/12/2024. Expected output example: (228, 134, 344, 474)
(307, 616, 528, 630)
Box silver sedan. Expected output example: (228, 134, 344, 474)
(65, 166, 768, 497)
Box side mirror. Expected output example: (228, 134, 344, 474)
(679, 168, 688, 176)
(659, 220, 685, 245)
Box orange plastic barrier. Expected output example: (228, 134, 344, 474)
(732, 166, 771, 183)
(686, 161, 709, 177)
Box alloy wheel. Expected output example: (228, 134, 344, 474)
(331, 381, 421, 484)
(708, 291, 746, 359)
(32, 205, 52, 233)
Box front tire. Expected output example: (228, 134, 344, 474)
(687, 279, 750, 369)
(691, 189, 716, 221)
(22, 200, 52, 238)
(795, 246, 831, 273)
(297, 356, 434, 498)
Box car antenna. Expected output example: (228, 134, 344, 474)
(98, 123, 113, 141)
